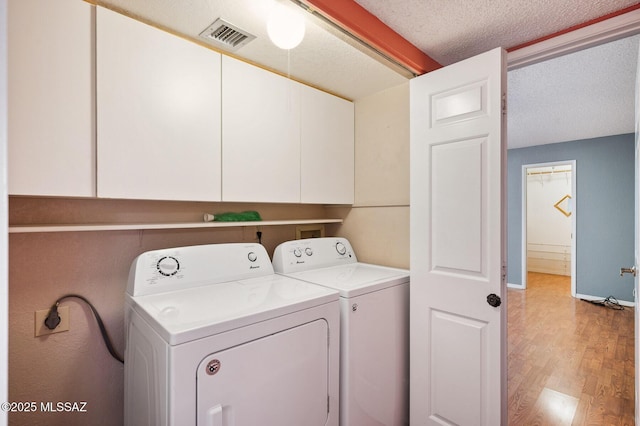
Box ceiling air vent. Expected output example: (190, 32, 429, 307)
(199, 18, 255, 51)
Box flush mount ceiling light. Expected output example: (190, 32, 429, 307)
(267, 4, 306, 50)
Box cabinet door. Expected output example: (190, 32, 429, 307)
(96, 7, 221, 201)
(8, 0, 95, 197)
(301, 86, 354, 204)
(221, 56, 301, 203)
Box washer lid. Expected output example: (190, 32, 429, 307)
(127, 274, 338, 345)
(281, 263, 409, 298)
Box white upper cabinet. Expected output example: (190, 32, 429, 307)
(9, 2, 353, 204)
(8, 0, 95, 197)
(221, 56, 301, 203)
(96, 7, 222, 201)
(300, 86, 354, 204)
(222, 56, 354, 205)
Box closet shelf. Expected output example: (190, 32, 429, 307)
(8, 219, 343, 234)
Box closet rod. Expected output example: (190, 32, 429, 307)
(527, 169, 572, 176)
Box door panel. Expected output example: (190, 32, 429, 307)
(221, 56, 300, 203)
(9, 0, 95, 196)
(431, 310, 487, 425)
(197, 320, 328, 426)
(97, 7, 222, 201)
(410, 47, 506, 426)
(432, 81, 488, 125)
(341, 284, 409, 426)
(432, 138, 485, 274)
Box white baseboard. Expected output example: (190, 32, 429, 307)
(505, 285, 634, 307)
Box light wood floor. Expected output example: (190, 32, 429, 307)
(508, 272, 635, 425)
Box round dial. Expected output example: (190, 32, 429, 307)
(335, 242, 347, 255)
(247, 252, 258, 262)
(293, 248, 302, 258)
(157, 256, 180, 276)
(305, 247, 313, 256)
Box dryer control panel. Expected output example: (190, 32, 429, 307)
(272, 237, 357, 273)
(127, 243, 273, 296)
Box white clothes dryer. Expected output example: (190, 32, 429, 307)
(124, 243, 340, 426)
(272, 237, 409, 426)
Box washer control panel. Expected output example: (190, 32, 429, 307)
(128, 243, 273, 297)
(272, 237, 357, 274)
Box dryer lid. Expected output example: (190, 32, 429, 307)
(281, 263, 409, 298)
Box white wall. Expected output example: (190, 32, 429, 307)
(330, 82, 410, 268)
(1, 0, 8, 423)
(526, 166, 572, 275)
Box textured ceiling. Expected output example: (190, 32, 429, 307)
(95, 0, 408, 100)
(353, 0, 640, 66)
(508, 34, 639, 149)
(95, 0, 640, 148)
(352, 0, 640, 148)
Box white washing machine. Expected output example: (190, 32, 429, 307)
(124, 243, 340, 426)
(272, 237, 409, 426)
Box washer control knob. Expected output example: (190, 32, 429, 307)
(247, 252, 257, 262)
(157, 256, 180, 276)
(293, 248, 302, 258)
(305, 247, 313, 256)
(336, 242, 347, 255)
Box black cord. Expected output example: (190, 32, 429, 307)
(602, 296, 625, 310)
(45, 294, 124, 364)
(582, 295, 625, 310)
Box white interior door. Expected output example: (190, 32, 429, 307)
(410, 47, 507, 425)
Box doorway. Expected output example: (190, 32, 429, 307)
(521, 161, 576, 295)
(507, 32, 638, 423)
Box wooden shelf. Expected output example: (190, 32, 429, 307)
(9, 219, 342, 234)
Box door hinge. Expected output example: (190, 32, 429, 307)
(502, 93, 507, 115)
(620, 266, 637, 277)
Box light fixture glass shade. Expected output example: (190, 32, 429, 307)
(267, 5, 305, 50)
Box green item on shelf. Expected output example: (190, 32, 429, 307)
(203, 211, 262, 222)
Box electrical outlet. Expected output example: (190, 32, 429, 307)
(35, 306, 70, 337)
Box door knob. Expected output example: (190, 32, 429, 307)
(620, 267, 637, 277)
(487, 293, 502, 307)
